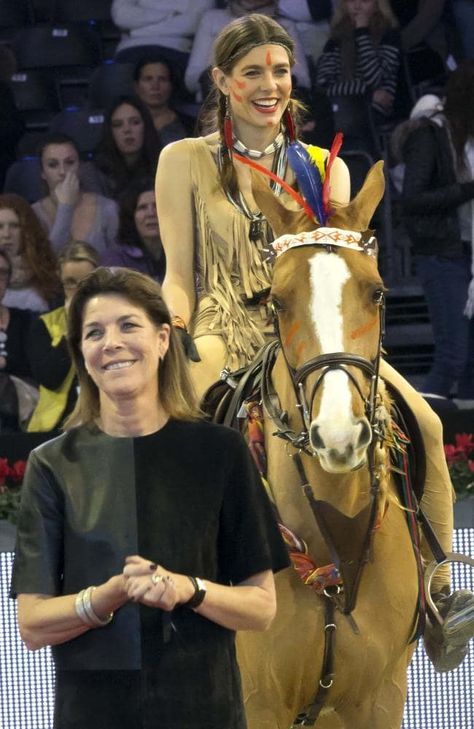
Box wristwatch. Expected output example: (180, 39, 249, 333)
(185, 576, 207, 609)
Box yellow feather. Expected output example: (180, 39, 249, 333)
(307, 145, 326, 180)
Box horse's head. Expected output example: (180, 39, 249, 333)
(254, 161, 386, 474)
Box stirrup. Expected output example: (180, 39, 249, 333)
(423, 553, 474, 672)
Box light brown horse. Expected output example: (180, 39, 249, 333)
(236, 163, 420, 729)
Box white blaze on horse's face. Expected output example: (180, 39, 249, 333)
(308, 251, 372, 473)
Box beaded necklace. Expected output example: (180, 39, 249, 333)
(218, 135, 288, 242)
(232, 131, 285, 160)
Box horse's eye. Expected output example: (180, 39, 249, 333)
(271, 297, 283, 313)
(372, 288, 385, 305)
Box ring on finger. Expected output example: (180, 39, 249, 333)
(151, 573, 164, 586)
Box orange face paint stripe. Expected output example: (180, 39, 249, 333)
(235, 79, 246, 89)
(295, 341, 307, 360)
(231, 90, 242, 103)
(266, 50, 272, 66)
(283, 321, 301, 348)
(349, 315, 378, 340)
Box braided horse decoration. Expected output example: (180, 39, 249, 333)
(233, 158, 424, 729)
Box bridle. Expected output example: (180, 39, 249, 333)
(263, 240, 388, 726)
(265, 243, 386, 459)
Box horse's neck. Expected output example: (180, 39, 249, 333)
(270, 352, 390, 519)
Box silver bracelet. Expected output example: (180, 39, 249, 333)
(75, 586, 113, 628)
(74, 589, 92, 626)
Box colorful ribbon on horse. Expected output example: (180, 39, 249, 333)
(279, 523, 342, 593)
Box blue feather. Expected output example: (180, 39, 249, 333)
(287, 142, 326, 225)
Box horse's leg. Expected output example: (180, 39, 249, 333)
(238, 570, 325, 729)
(314, 645, 415, 729)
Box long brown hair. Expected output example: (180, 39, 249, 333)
(199, 13, 303, 198)
(65, 267, 201, 428)
(0, 193, 60, 302)
(331, 0, 398, 81)
(443, 60, 474, 170)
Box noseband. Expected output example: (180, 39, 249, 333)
(268, 259, 385, 455)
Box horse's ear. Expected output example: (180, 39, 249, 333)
(250, 170, 315, 236)
(329, 160, 385, 232)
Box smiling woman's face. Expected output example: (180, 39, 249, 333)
(214, 43, 292, 139)
(81, 293, 169, 404)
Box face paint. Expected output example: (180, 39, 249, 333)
(231, 89, 243, 103)
(295, 340, 307, 360)
(265, 50, 272, 66)
(349, 315, 378, 340)
(283, 321, 301, 348)
(235, 79, 246, 89)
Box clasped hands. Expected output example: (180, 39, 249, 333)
(122, 555, 194, 611)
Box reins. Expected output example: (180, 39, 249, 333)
(262, 244, 387, 726)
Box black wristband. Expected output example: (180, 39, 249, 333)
(184, 576, 207, 609)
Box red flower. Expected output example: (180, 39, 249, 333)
(468, 460, 474, 473)
(9, 460, 26, 484)
(454, 433, 474, 454)
(0, 457, 9, 482)
(444, 444, 464, 464)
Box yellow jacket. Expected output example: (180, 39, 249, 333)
(27, 307, 75, 432)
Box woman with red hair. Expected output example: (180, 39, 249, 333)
(0, 193, 60, 312)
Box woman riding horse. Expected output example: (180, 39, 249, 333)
(155, 12, 473, 674)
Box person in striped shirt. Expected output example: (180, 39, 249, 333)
(315, 0, 401, 119)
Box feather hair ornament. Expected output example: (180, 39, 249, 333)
(322, 131, 343, 215)
(233, 152, 315, 220)
(287, 142, 326, 225)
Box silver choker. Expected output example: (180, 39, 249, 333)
(232, 132, 285, 159)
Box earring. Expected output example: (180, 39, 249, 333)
(223, 94, 233, 156)
(284, 102, 296, 144)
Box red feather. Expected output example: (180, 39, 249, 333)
(322, 132, 343, 216)
(233, 152, 315, 220)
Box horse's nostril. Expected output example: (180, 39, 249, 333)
(356, 419, 372, 449)
(310, 423, 325, 450)
(328, 445, 353, 463)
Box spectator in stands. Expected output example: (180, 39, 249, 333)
(33, 134, 119, 257)
(112, 0, 215, 74)
(93, 96, 162, 199)
(134, 57, 191, 145)
(103, 178, 165, 283)
(0, 249, 38, 432)
(400, 61, 474, 405)
(0, 248, 36, 431)
(27, 242, 100, 433)
(185, 1, 311, 100)
(0, 193, 60, 313)
(389, 0, 448, 87)
(278, 0, 333, 64)
(315, 0, 401, 127)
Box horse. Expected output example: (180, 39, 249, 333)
(232, 162, 422, 729)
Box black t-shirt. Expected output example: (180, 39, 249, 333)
(12, 419, 289, 729)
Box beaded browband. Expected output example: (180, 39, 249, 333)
(272, 228, 378, 258)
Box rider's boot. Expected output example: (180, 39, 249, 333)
(424, 587, 474, 672)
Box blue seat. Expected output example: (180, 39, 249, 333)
(48, 107, 105, 156)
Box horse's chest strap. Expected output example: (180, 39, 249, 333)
(291, 596, 336, 727)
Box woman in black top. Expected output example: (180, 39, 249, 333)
(0, 248, 34, 430)
(11, 266, 289, 729)
(93, 95, 162, 200)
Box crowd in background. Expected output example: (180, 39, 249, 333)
(0, 0, 473, 433)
